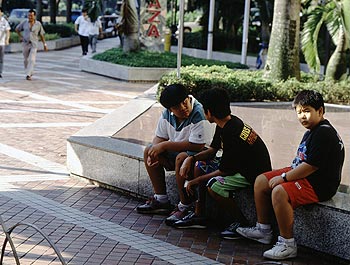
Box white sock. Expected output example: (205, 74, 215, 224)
(178, 202, 190, 212)
(154, 194, 168, 203)
(279, 236, 296, 246)
(257, 222, 271, 233)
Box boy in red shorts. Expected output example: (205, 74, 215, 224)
(236, 90, 345, 260)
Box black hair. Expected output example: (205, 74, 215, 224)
(29, 9, 36, 15)
(159, 84, 189, 109)
(82, 8, 88, 12)
(198, 88, 231, 119)
(0, 7, 3, 12)
(292, 90, 325, 114)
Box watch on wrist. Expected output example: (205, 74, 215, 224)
(281, 172, 288, 182)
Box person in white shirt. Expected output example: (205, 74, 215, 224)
(74, 8, 90, 55)
(89, 17, 102, 53)
(0, 7, 10, 78)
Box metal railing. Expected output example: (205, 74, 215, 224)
(0, 215, 66, 265)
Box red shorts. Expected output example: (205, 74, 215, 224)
(264, 167, 319, 209)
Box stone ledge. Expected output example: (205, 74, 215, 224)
(5, 36, 80, 53)
(66, 86, 350, 261)
(79, 56, 174, 81)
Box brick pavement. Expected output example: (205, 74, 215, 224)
(0, 38, 348, 265)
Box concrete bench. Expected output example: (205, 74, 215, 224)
(67, 132, 350, 261)
(67, 90, 349, 261)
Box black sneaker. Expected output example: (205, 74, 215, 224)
(136, 197, 172, 215)
(165, 207, 191, 226)
(220, 222, 241, 240)
(173, 211, 207, 229)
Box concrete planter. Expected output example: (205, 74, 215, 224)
(5, 36, 80, 53)
(80, 56, 173, 82)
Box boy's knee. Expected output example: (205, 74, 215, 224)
(254, 173, 269, 191)
(271, 185, 288, 205)
(175, 152, 188, 165)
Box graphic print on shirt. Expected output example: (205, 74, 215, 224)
(291, 141, 307, 169)
(239, 124, 258, 145)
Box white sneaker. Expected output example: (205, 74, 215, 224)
(263, 236, 297, 260)
(236, 224, 272, 244)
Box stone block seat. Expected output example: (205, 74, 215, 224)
(67, 88, 350, 261)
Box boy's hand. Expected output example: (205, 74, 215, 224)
(269, 175, 283, 189)
(147, 156, 159, 167)
(147, 143, 164, 159)
(179, 156, 193, 179)
(186, 179, 198, 195)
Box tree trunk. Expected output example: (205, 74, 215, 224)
(122, 0, 140, 52)
(36, 0, 43, 22)
(325, 27, 347, 81)
(66, 0, 72, 23)
(264, 0, 301, 80)
(50, 0, 57, 24)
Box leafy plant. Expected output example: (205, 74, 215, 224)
(92, 48, 248, 69)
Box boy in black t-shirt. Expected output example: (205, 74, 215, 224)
(237, 90, 345, 260)
(166, 88, 272, 236)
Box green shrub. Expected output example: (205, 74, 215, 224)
(10, 32, 60, 43)
(158, 66, 350, 104)
(93, 48, 248, 69)
(43, 23, 76, 38)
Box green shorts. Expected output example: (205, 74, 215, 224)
(207, 174, 251, 198)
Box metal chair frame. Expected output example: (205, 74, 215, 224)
(0, 215, 66, 265)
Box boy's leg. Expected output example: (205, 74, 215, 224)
(263, 178, 318, 260)
(207, 188, 248, 225)
(171, 160, 216, 229)
(236, 169, 291, 244)
(136, 146, 174, 214)
(271, 185, 294, 238)
(165, 152, 194, 226)
(254, 173, 274, 224)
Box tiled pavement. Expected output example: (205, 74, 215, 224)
(0, 38, 349, 265)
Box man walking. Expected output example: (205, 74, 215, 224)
(15, 9, 48, 81)
(0, 7, 10, 78)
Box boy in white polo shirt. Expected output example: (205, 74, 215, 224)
(137, 84, 212, 215)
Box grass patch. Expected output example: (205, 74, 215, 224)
(92, 48, 248, 69)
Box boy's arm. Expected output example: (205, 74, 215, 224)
(179, 147, 217, 179)
(269, 162, 318, 189)
(151, 140, 205, 155)
(186, 168, 226, 195)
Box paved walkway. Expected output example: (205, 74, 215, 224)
(0, 38, 348, 265)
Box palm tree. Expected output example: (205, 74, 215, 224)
(84, 0, 103, 22)
(263, 0, 301, 80)
(301, 0, 350, 80)
(120, 0, 140, 52)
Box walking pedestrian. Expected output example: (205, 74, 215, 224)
(75, 8, 90, 55)
(15, 9, 48, 81)
(89, 17, 102, 53)
(0, 7, 10, 78)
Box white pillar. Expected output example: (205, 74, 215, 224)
(206, 0, 215, 59)
(241, 0, 251, 65)
(177, 0, 185, 78)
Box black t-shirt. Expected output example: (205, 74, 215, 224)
(291, 119, 345, 201)
(210, 115, 272, 184)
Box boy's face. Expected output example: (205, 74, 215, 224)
(295, 104, 323, 130)
(169, 96, 192, 120)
